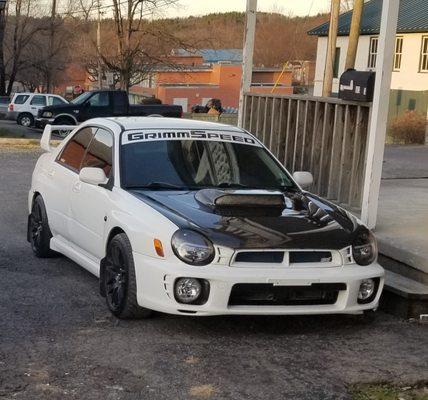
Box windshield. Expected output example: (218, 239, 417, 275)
(121, 137, 296, 191)
(71, 92, 92, 105)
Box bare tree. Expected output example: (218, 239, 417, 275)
(0, 0, 69, 95)
(0, 4, 7, 95)
(1, 0, 45, 95)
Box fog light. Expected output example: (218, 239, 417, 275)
(174, 278, 202, 304)
(358, 279, 375, 301)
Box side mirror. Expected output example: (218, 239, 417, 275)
(293, 171, 313, 189)
(79, 167, 108, 186)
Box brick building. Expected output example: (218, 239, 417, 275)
(137, 49, 294, 112)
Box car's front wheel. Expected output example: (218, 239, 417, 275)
(28, 195, 54, 258)
(102, 233, 152, 319)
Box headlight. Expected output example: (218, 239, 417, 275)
(171, 229, 215, 266)
(352, 228, 377, 265)
(42, 111, 53, 118)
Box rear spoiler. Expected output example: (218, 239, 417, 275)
(41, 124, 76, 152)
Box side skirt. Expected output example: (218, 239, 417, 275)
(50, 236, 100, 277)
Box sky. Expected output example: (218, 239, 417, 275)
(51, 0, 332, 19)
(164, 0, 332, 18)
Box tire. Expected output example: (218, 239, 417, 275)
(17, 113, 34, 127)
(53, 117, 76, 138)
(28, 196, 54, 258)
(53, 116, 76, 126)
(102, 233, 152, 319)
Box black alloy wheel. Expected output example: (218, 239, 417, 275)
(105, 242, 128, 313)
(103, 233, 152, 319)
(29, 196, 54, 258)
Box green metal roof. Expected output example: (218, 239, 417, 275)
(308, 0, 428, 36)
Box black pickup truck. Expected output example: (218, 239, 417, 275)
(35, 90, 182, 128)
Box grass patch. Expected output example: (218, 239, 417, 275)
(350, 383, 428, 400)
(0, 138, 41, 151)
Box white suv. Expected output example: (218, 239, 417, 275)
(7, 93, 68, 127)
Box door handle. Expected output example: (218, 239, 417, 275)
(47, 169, 55, 177)
(72, 182, 81, 193)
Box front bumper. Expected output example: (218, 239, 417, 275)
(35, 117, 54, 129)
(133, 253, 385, 316)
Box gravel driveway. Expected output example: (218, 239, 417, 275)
(0, 148, 427, 400)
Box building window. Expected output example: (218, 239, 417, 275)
(420, 36, 428, 72)
(333, 47, 341, 78)
(368, 36, 378, 69)
(393, 37, 403, 71)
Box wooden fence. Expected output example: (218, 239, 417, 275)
(242, 93, 372, 211)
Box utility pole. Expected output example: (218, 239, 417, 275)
(237, 0, 257, 128)
(0, 0, 7, 96)
(97, 0, 102, 89)
(322, 0, 340, 97)
(345, 0, 364, 70)
(360, 0, 399, 228)
(47, 0, 57, 93)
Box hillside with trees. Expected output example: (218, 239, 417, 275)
(168, 12, 329, 66)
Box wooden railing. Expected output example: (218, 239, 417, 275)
(242, 93, 372, 211)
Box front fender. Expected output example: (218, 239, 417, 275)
(103, 188, 180, 260)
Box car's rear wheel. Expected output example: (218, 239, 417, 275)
(17, 113, 34, 127)
(28, 196, 54, 258)
(102, 233, 152, 319)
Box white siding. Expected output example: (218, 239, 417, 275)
(313, 32, 428, 96)
(173, 97, 188, 112)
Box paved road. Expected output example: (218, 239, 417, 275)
(0, 119, 42, 139)
(0, 148, 427, 400)
(377, 144, 428, 274)
(382, 144, 428, 179)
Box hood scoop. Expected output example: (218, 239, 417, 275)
(195, 189, 286, 216)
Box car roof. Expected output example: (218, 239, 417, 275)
(13, 93, 58, 97)
(106, 116, 245, 133)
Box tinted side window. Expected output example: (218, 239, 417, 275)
(30, 95, 47, 106)
(88, 92, 109, 107)
(57, 127, 95, 172)
(14, 95, 30, 104)
(112, 93, 127, 114)
(81, 128, 113, 177)
(48, 96, 66, 106)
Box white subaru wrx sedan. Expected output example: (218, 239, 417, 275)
(28, 117, 384, 319)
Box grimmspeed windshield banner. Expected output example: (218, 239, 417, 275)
(122, 129, 262, 147)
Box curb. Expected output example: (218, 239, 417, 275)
(0, 138, 40, 146)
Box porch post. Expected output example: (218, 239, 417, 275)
(361, 0, 399, 229)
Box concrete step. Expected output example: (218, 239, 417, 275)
(378, 254, 428, 284)
(379, 267, 428, 319)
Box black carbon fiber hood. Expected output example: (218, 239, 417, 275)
(131, 189, 362, 250)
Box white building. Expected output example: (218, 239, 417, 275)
(308, 0, 428, 118)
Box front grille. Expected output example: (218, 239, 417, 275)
(228, 283, 346, 306)
(289, 251, 332, 263)
(235, 251, 284, 263)
(232, 250, 335, 266)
